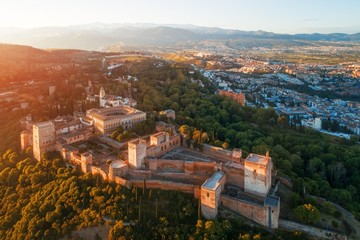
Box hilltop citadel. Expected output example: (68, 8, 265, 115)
(20, 88, 280, 228)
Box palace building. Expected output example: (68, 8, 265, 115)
(21, 106, 145, 161)
(87, 106, 146, 135)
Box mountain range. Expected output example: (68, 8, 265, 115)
(1, 23, 360, 51)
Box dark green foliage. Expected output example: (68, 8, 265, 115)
(293, 204, 321, 224)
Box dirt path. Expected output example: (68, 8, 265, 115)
(332, 203, 360, 240)
(279, 219, 347, 240)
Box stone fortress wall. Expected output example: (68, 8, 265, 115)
(21, 105, 280, 229)
(76, 130, 280, 228)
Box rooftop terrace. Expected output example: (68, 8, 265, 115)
(245, 153, 270, 166)
(202, 171, 225, 190)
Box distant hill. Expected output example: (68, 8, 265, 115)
(0, 44, 100, 88)
(1, 23, 360, 50)
(0, 44, 47, 59)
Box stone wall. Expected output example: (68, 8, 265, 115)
(148, 158, 215, 175)
(202, 144, 233, 162)
(149, 159, 184, 172)
(147, 135, 181, 157)
(90, 166, 109, 180)
(128, 169, 152, 179)
(72, 155, 81, 165)
(201, 204, 219, 220)
(223, 164, 244, 188)
(194, 162, 216, 174)
(114, 176, 131, 188)
(109, 164, 128, 181)
(131, 179, 197, 195)
(184, 161, 195, 173)
(194, 187, 201, 199)
(152, 172, 210, 185)
(221, 195, 277, 228)
(277, 176, 293, 189)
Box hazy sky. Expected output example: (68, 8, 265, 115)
(1, 0, 359, 34)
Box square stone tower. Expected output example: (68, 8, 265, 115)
(201, 171, 226, 219)
(33, 121, 56, 161)
(244, 151, 272, 197)
(128, 139, 147, 169)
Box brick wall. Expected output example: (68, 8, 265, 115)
(114, 176, 131, 188)
(223, 164, 245, 188)
(90, 166, 109, 180)
(148, 158, 215, 175)
(131, 179, 196, 194)
(221, 195, 270, 227)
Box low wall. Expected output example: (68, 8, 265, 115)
(221, 194, 270, 228)
(203, 144, 233, 162)
(131, 179, 198, 196)
(277, 176, 293, 189)
(114, 176, 131, 188)
(128, 169, 152, 179)
(72, 155, 81, 165)
(90, 166, 109, 180)
(152, 172, 210, 185)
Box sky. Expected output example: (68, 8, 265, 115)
(0, 0, 359, 34)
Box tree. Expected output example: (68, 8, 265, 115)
(293, 204, 320, 224)
(322, 201, 335, 215)
(222, 141, 229, 149)
(179, 125, 190, 135)
(201, 132, 209, 143)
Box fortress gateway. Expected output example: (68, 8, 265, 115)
(20, 106, 280, 228)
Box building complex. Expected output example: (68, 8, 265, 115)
(20, 107, 280, 228)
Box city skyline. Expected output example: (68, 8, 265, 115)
(0, 0, 359, 34)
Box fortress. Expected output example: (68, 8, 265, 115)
(20, 106, 280, 228)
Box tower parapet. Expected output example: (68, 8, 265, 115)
(232, 148, 242, 163)
(33, 121, 56, 161)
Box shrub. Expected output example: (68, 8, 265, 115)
(331, 220, 338, 228)
(293, 204, 321, 224)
